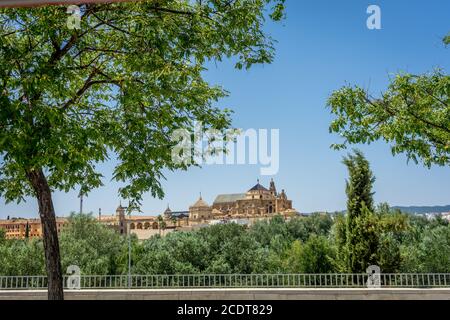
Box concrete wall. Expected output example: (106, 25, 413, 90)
(1, 288, 449, 300)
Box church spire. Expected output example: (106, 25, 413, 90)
(164, 203, 172, 216)
(270, 178, 277, 196)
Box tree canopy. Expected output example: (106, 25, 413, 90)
(0, 0, 285, 204)
(1, 210, 448, 276)
(328, 36, 449, 167)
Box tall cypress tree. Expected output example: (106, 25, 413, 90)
(342, 149, 376, 272)
(25, 221, 30, 239)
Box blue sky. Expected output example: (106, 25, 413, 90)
(1, 0, 449, 218)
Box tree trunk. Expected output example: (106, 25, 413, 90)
(26, 168, 64, 300)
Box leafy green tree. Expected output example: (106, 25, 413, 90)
(264, 233, 291, 272)
(250, 214, 335, 272)
(280, 240, 302, 272)
(25, 221, 29, 239)
(333, 188, 412, 273)
(340, 150, 376, 272)
(328, 36, 449, 167)
(0, 239, 45, 276)
(402, 225, 450, 273)
(0, 0, 284, 299)
(330, 213, 348, 272)
(157, 215, 167, 236)
(403, 214, 431, 244)
(376, 204, 409, 240)
(430, 215, 450, 228)
(250, 215, 291, 247)
(199, 222, 269, 273)
(171, 216, 177, 227)
(286, 213, 333, 242)
(284, 218, 309, 242)
(198, 223, 248, 254)
(403, 214, 448, 244)
(399, 244, 421, 273)
(348, 205, 380, 272)
(205, 255, 233, 274)
(343, 150, 376, 218)
(59, 213, 127, 275)
(335, 155, 411, 273)
(1, 209, 450, 277)
(376, 232, 401, 272)
(301, 235, 335, 273)
(219, 233, 269, 273)
(0, 228, 5, 243)
(134, 231, 210, 274)
(283, 235, 334, 273)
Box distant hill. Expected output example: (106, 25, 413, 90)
(392, 205, 450, 214)
(305, 205, 450, 216)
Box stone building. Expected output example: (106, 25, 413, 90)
(99, 204, 159, 234)
(189, 195, 212, 220)
(0, 204, 180, 240)
(99, 204, 189, 238)
(0, 179, 296, 240)
(188, 179, 295, 221)
(0, 217, 67, 240)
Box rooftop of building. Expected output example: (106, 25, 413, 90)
(0, 217, 67, 224)
(213, 193, 246, 204)
(170, 211, 189, 217)
(248, 180, 269, 192)
(190, 196, 209, 208)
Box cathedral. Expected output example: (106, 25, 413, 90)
(1, 180, 296, 240)
(188, 179, 295, 221)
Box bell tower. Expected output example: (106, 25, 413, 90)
(269, 178, 277, 196)
(116, 202, 126, 234)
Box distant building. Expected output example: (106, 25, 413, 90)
(189, 196, 213, 220)
(0, 217, 67, 240)
(0, 179, 298, 240)
(98, 204, 155, 234)
(188, 179, 297, 222)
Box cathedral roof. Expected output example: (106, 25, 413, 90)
(248, 182, 268, 192)
(164, 205, 172, 215)
(213, 193, 246, 204)
(191, 196, 209, 208)
(170, 211, 189, 218)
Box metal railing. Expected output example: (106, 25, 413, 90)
(0, 273, 449, 290)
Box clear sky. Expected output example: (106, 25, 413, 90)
(1, 0, 449, 219)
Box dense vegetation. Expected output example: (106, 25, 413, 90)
(1, 150, 449, 276)
(1, 209, 449, 276)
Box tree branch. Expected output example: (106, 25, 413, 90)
(60, 71, 124, 110)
